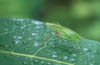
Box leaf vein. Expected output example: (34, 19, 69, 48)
(0, 50, 73, 65)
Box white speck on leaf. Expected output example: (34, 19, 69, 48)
(47, 62, 51, 64)
(34, 60, 38, 62)
(72, 54, 77, 57)
(21, 25, 26, 29)
(13, 36, 23, 39)
(34, 42, 39, 46)
(70, 59, 75, 61)
(83, 48, 88, 51)
(90, 64, 93, 65)
(16, 19, 24, 21)
(52, 54, 57, 58)
(28, 38, 32, 40)
(32, 20, 43, 25)
(41, 61, 45, 64)
(15, 40, 20, 44)
(63, 56, 68, 60)
(32, 33, 38, 36)
(18, 36, 23, 39)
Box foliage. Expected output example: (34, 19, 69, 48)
(0, 19, 100, 65)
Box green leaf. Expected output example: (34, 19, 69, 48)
(0, 18, 100, 65)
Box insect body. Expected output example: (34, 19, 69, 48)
(46, 23, 82, 42)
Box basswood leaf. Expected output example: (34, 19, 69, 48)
(0, 18, 100, 65)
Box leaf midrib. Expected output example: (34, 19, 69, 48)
(0, 50, 73, 65)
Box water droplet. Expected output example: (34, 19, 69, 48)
(41, 61, 45, 64)
(13, 36, 23, 39)
(21, 25, 26, 29)
(28, 38, 32, 40)
(18, 19, 24, 22)
(72, 54, 77, 57)
(16, 19, 23, 21)
(90, 64, 93, 65)
(32, 20, 43, 25)
(34, 42, 39, 46)
(34, 43, 39, 47)
(63, 56, 68, 60)
(51, 32, 56, 35)
(32, 33, 38, 36)
(70, 59, 75, 61)
(15, 40, 20, 44)
(83, 48, 88, 51)
(52, 54, 57, 58)
(34, 60, 38, 62)
(18, 36, 23, 39)
(64, 40, 68, 42)
(13, 36, 17, 38)
(47, 62, 51, 65)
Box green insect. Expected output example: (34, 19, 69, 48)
(46, 23, 82, 42)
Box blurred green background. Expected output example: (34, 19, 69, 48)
(0, 0, 100, 41)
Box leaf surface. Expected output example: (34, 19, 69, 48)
(0, 18, 100, 65)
